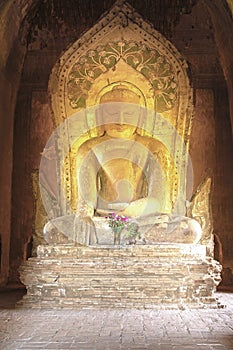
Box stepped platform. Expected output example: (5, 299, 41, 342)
(19, 244, 222, 309)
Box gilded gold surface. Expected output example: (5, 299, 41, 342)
(63, 86, 178, 214)
(48, 1, 194, 222)
(50, 2, 193, 140)
(66, 128, 177, 214)
(187, 176, 213, 251)
(67, 41, 177, 113)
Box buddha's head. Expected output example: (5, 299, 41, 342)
(99, 85, 141, 138)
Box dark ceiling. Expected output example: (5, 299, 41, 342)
(23, 0, 198, 46)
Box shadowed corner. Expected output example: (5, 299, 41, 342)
(0, 284, 26, 309)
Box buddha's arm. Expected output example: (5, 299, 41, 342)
(74, 145, 99, 244)
(146, 137, 177, 213)
(119, 197, 161, 218)
(76, 146, 99, 216)
(119, 137, 173, 217)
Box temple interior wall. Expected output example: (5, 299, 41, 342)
(0, 0, 232, 286)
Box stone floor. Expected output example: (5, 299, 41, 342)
(0, 289, 233, 350)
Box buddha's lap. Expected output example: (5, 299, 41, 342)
(43, 213, 202, 245)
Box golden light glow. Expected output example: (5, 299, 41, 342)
(63, 120, 178, 214)
(60, 44, 189, 217)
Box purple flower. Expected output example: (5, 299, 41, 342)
(121, 216, 129, 222)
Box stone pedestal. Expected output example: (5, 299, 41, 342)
(19, 244, 222, 309)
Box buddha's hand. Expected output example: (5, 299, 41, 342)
(73, 214, 98, 245)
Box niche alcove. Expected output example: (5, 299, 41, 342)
(19, 1, 222, 309)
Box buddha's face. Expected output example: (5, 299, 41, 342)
(101, 103, 140, 137)
(100, 86, 141, 138)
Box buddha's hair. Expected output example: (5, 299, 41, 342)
(100, 84, 141, 104)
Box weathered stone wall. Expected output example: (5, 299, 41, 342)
(10, 89, 54, 281)
(171, 1, 233, 284)
(213, 88, 233, 268)
(189, 90, 216, 191)
(0, 0, 35, 285)
(206, 0, 233, 136)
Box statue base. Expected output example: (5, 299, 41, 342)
(19, 244, 222, 309)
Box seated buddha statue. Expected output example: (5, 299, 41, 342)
(65, 85, 203, 246)
(44, 85, 203, 245)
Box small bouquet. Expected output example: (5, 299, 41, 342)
(105, 212, 140, 244)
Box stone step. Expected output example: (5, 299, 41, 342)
(21, 271, 211, 283)
(22, 269, 216, 300)
(20, 260, 211, 285)
(25, 284, 213, 297)
(24, 280, 211, 291)
(21, 260, 209, 270)
(19, 294, 220, 310)
(36, 244, 207, 259)
(19, 244, 221, 309)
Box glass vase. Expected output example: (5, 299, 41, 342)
(113, 229, 122, 245)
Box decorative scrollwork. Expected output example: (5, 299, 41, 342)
(67, 41, 177, 112)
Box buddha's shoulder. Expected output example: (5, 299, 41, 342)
(135, 134, 163, 149)
(78, 136, 107, 152)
